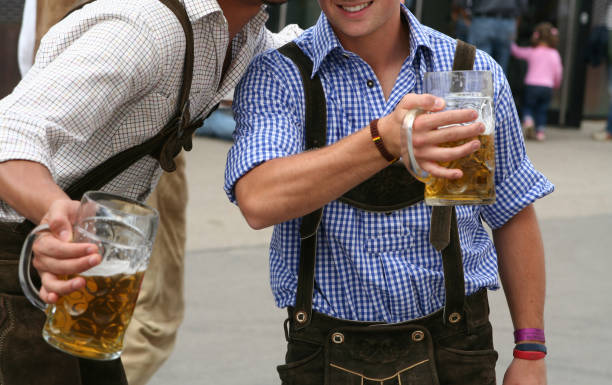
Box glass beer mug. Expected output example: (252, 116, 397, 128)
(19, 191, 158, 360)
(402, 70, 495, 206)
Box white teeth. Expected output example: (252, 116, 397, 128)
(342, 2, 371, 12)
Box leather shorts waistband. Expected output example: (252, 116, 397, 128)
(286, 289, 490, 346)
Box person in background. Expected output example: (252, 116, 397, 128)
(0, 0, 300, 384)
(511, 22, 563, 141)
(593, 0, 612, 141)
(195, 92, 236, 141)
(457, 0, 528, 74)
(226, 1, 551, 384)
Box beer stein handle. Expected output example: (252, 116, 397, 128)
(19, 224, 50, 310)
(401, 109, 429, 182)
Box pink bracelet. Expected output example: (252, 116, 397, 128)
(514, 328, 545, 343)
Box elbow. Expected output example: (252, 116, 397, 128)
(236, 190, 273, 230)
(238, 199, 272, 230)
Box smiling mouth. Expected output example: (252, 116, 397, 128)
(339, 1, 373, 13)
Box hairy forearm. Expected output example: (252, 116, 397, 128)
(493, 204, 546, 329)
(235, 126, 389, 229)
(0, 160, 68, 223)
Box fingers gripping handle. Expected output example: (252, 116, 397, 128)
(401, 109, 429, 181)
(19, 224, 50, 310)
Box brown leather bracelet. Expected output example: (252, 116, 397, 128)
(369, 119, 398, 163)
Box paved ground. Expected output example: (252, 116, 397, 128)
(148, 121, 612, 385)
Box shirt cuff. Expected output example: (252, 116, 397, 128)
(481, 155, 554, 229)
(0, 115, 55, 180)
(223, 135, 290, 205)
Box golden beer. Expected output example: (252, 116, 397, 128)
(425, 134, 495, 205)
(20, 192, 157, 360)
(43, 263, 145, 360)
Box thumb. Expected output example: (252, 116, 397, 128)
(45, 199, 80, 242)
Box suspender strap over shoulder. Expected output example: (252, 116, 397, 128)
(278, 42, 326, 329)
(64, 0, 200, 200)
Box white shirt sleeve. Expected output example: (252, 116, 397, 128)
(0, 16, 162, 178)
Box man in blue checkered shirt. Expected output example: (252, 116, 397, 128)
(225, 1, 552, 384)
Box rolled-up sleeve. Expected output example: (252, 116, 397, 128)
(224, 53, 304, 204)
(480, 69, 554, 229)
(0, 16, 161, 179)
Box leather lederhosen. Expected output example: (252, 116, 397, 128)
(275, 41, 498, 385)
(0, 1, 203, 384)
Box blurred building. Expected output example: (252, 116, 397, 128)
(268, 0, 602, 128)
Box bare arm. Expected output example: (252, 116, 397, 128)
(0, 160, 99, 303)
(0, 160, 67, 223)
(510, 43, 532, 60)
(236, 124, 387, 229)
(235, 94, 485, 229)
(493, 204, 547, 385)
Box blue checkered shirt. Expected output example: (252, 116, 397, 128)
(224, 7, 554, 323)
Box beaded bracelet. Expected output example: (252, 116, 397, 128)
(514, 328, 545, 343)
(369, 119, 398, 164)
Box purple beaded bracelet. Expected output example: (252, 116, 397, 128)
(514, 328, 545, 343)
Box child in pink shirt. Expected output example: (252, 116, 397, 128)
(511, 22, 563, 141)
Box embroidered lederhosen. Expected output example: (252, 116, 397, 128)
(0, 1, 205, 384)
(275, 41, 498, 385)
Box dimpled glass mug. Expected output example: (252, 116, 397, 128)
(402, 70, 495, 205)
(19, 191, 158, 360)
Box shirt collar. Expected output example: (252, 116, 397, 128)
(306, 4, 434, 78)
(182, 0, 268, 27)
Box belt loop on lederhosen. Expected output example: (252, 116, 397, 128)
(278, 40, 478, 332)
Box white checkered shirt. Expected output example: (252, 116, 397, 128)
(225, 7, 554, 323)
(0, 0, 301, 221)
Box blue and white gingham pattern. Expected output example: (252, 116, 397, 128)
(225, 6, 554, 323)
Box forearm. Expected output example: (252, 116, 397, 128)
(493, 204, 546, 330)
(235, 126, 389, 229)
(0, 160, 68, 223)
(234, 94, 485, 229)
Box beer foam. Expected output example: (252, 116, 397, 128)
(81, 259, 142, 277)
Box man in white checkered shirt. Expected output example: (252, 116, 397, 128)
(226, 1, 551, 384)
(0, 0, 300, 384)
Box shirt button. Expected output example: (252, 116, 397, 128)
(366, 79, 375, 88)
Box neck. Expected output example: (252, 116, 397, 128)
(336, 11, 410, 99)
(339, 12, 410, 75)
(218, 0, 262, 39)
